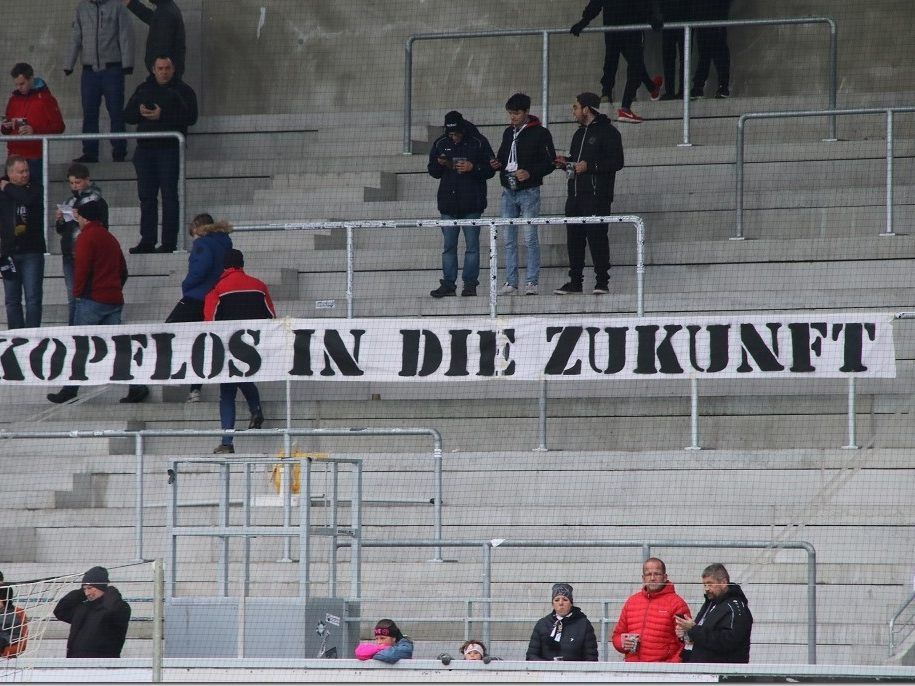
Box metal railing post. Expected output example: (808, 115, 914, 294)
(489, 221, 498, 319)
(403, 37, 414, 154)
(351, 462, 362, 599)
(482, 543, 492, 648)
(827, 19, 838, 141)
(534, 378, 548, 451)
(42, 138, 50, 251)
(806, 543, 818, 664)
(219, 462, 230, 596)
(843, 376, 859, 449)
(346, 223, 355, 318)
(280, 430, 293, 561)
(734, 115, 746, 240)
(686, 378, 701, 450)
(330, 462, 339, 597)
(300, 457, 312, 599)
(179, 133, 187, 250)
(541, 31, 550, 129)
(166, 459, 177, 599)
(285, 379, 292, 429)
(635, 218, 646, 316)
(243, 463, 252, 597)
(431, 438, 444, 562)
(882, 109, 896, 237)
(680, 26, 692, 147)
(134, 433, 146, 562)
(152, 559, 164, 683)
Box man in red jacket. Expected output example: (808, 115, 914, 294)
(2, 63, 65, 181)
(611, 557, 691, 662)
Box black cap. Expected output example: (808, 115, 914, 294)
(444, 111, 464, 135)
(224, 249, 244, 269)
(75, 200, 105, 223)
(81, 566, 109, 589)
(577, 92, 601, 113)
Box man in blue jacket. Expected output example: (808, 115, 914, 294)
(427, 111, 495, 298)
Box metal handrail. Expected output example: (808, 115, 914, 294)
(5, 131, 187, 251)
(403, 17, 837, 153)
(735, 107, 915, 240)
(889, 590, 915, 656)
(234, 215, 646, 318)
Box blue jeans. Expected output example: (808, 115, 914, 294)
(74, 297, 123, 326)
(440, 213, 481, 288)
(500, 187, 541, 287)
(3, 252, 44, 329)
(133, 146, 180, 248)
(62, 255, 76, 325)
(81, 65, 126, 159)
(219, 382, 261, 446)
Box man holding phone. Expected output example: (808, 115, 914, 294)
(611, 558, 691, 662)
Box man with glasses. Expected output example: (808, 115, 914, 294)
(611, 558, 691, 662)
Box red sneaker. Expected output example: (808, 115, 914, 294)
(650, 75, 663, 101)
(617, 108, 644, 124)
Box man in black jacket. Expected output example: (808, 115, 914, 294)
(526, 583, 599, 661)
(554, 93, 624, 295)
(123, 55, 197, 253)
(691, 0, 733, 99)
(123, 0, 186, 77)
(427, 111, 495, 298)
(675, 562, 753, 662)
(53, 566, 132, 658)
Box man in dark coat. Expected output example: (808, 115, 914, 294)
(123, 0, 186, 77)
(526, 583, 599, 661)
(53, 566, 132, 658)
(690, 0, 733, 98)
(676, 562, 753, 663)
(554, 93, 624, 295)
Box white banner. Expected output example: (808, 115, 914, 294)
(0, 313, 896, 386)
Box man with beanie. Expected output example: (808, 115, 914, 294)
(204, 249, 274, 454)
(611, 558, 691, 662)
(491, 93, 556, 296)
(427, 110, 495, 298)
(123, 0, 186, 78)
(553, 93, 624, 295)
(65, 0, 135, 163)
(526, 583, 599, 661)
(47, 201, 149, 404)
(53, 566, 132, 658)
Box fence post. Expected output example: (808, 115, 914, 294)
(489, 221, 498, 319)
(42, 138, 50, 251)
(280, 430, 293, 561)
(534, 378, 548, 451)
(541, 31, 550, 129)
(882, 109, 896, 237)
(734, 114, 747, 240)
(134, 433, 146, 562)
(679, 26, 693, 147)
(346, 223, 355, 318)
(686, 378, 702, 450)
(635, 218, 646, 316)
(403, 37, 414, 154)
(842, 376, 859, 449)
(152, 558, 164, 683)
(482, 543, 492, 649)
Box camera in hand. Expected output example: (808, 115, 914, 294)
(507, 172, 518, 191)
(565, 161, 577, 179)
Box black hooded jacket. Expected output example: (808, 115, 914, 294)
(579, 0, 663, 26)
(54, 587, 131, 658)
(526, 606, 599, 661)
(123, 72, 198, 149)
(427, 119, 495, 216)
(125, 0, 186, 76)
(495, 115, 556, 191)
(683, 583, 752, 663)
(565, 112, 624, 203)
(0, 179, 45, 256)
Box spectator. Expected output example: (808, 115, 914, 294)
(354, 619, 414, 663)
(570, 1, 664, 123)
(123, 0, 186, 78)
(675, 562, 753, 663)
(0, 155, 45, 329)
(2, 63, 65, 182)
(691, 0, 732, 99)
(611, 557, 691, 662)
(64, 0, 135, 163)
(123, 55, 198, 254)
(659, 0, 692, 99)
(553, 92, 623, 296)
(0, 583, 28, 658)
(427, 110, 495, 298)
(53, 566, 131, 658)
(167, 213, 232, 403)
(490, 93, 555, 296)
(460, 639, 487, 660)
(526, 583, 598, 661)
(204, 249, 273, 454)
(55, 162, 109, 326)
(47, 201, 149, 404)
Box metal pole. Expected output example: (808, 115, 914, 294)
(330, 462, 339, 597)
(827, 20, 838, 141)
(431, 442, 444, 562)
(285, 379, 292, 429)
(42, 138, 50, 251)
(843, 376, 859, 449)
(179, 133, 187, 250)
(280, 431, 293, 561)
(807, 545, 817, 664)
(346, 224, 354, 319)
(403, 38, 414, 154)
(243, 463, 251, 597)
(534, 378, 548, 451)
(686, 378, 701, 450)
(541, 31, 550, 129)
(134, 434, 145, 562)
(166, 460, 177, 599)
(351, 462, 362, 599)
(301, 457, 312, 599)
(152, 559, 164, 683)
(882, 109, 896, 237)
(734, 115, 746, 240)
(482, 543, 492, 648)
(635, 219, 645, 316)
(679, 26, 692, 147)
(489, 221, 498, 319)
(219, 463, 230, 596)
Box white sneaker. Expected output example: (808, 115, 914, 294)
(499, 283, 518, 296)
(186, 389, 201, 403)
(524, 282, 539, 295)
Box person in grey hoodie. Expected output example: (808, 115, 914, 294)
(65, 0, 135, 163)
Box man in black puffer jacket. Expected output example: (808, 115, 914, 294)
(526, 583, 599, 661)
(676, 563, 753, 663)
(427, 111, 495, 298)
(53, 566, 132, 658)
(554, 92, 624, 296)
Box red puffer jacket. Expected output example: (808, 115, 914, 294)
(4, 78, 65, 159)
(611, 582, 691, 662)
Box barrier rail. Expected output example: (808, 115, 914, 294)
(6, 131, 187, 252)
(403, 17, 837, 153)
(889, 590, 915, 656)
(234, 215, 646, 318)
(735, 107, 915, 240)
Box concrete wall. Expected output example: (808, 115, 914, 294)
(1, 1, 912, 119)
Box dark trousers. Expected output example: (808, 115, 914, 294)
(133, 146, 180, 249)
(662, 28, 686, 95)
(692, 27, 730, 91)
(81, 65, 126, 159)
(602, 31, 656, 109)
(219, 382, 261, 446)
(165, 297, 204, 393)
(564, 194, 611, 286)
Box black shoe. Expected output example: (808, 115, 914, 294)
(461, 285, 477, 297)
(553, 282, 583, 295)
(72, 154, 98, 163)
(430, 283, 456, 298)
(690, 87, 704, 99)
(119, 385, 149, 403)
(154, 245, 177, 253)
(248, 408, 264, 430)
(47, 386, 78, 404)
(213, 444, 235, 454)
(129, 243, 156, 254)
(715, 86, 730, 99)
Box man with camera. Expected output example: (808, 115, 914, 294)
(123, 55, 197, 254)
(2, 63, 65, 182)
(553, 92, 623, 295)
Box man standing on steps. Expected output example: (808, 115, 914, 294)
(553, 93, 623, 296)
(53, 566, 131, 658)
(123, 0, 186, 78)
(427, 111, 495, 298)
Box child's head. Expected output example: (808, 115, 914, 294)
(460, 639, 486, 660)
(66, 162, 91, 193)
(373, 618, 402, 646)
